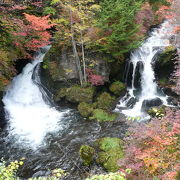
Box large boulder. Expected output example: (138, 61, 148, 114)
(141, 98, 163, 111)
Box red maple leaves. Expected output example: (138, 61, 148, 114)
(86, 68, 104, 86)
(13, 13, 55, 54)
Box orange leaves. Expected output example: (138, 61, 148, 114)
(23, 13, 54, 31)
(162, 171, 178, 180)
(173, 26, 180, 33)
(155, 4, 175, 20)
(12, 13, 55, 52)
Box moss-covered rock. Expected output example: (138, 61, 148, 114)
(148, 106, 166, 118)
(109, 81, 126, 96)
(55, 88, 67, 101)
(78, 102, 94, 118)
(158, 45, 176, 65)
(55, 85, 95, 103)
(79, 145, 95, 166)
(96, 92, 115, 110)
(95, 137, 124, 172)
(90, 109, 118, 122)
(158, 77, 168, 86)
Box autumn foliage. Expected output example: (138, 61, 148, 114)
(86, 68, 104, 86)
(119, 109, 180, 179)
(14, 13, 54, 52)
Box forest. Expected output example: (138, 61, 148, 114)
(0, 0, 179, 180)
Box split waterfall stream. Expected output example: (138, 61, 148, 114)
(115, 21, 174, 120)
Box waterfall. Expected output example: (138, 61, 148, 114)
(115, 21, 174, 119)
(3, 46, 67, 146)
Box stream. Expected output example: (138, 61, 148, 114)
(0, 47, 127, 180)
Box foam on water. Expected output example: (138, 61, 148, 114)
(3, 46, 67, 146)
(115, 21, 174, 119)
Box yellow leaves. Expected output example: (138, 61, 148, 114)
(89, 4, 101, 11)
(74, 24, 88, 31)
(0, 49, 10, 64)
(51, 0, 60, 5)
(64, 68, 73, 74)
(0, 159, 24, 180)
(53, 18, 69, 25)
(89, 63, 95, 67)
(144, 157, 159, 174)
(52, 168, 67, 178)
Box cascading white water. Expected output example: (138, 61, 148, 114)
(115, 21, 174, 119)
(3, 46, 67, 146)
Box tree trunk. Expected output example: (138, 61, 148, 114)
(80, 30, 87, 82)
(70, 8, 83, 86)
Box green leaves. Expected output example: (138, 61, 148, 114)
(95, 0, 143, 58)
(43, 7, 57, 15)
(50, 0, 60, 6)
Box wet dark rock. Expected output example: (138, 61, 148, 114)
(126, 97, 137, 108)
(0, 100, 6, 129)
(15, 59, 31, 75)
(125, 62, 134, 88)
(155, 45, 177, 81)
(32, 170, 51, 178)
(167, 96, 178, 106)
(134, 61, 144, 89)
(141, 98, 163, 111)
(162, 87, 179, 98)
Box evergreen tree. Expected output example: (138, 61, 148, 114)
(95, 0, 143, 60)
